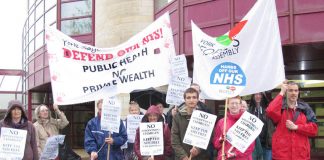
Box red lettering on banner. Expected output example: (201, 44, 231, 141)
(62, 47, 114, 61)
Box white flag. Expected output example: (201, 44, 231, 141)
(192, 0, 285, 100)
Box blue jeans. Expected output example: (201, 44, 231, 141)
(262, 147, 272, 160)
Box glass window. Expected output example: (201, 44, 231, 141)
(29, 11, 35, 28)
(154, 0, 169, 11)
(61, 0, 92, 18)
(29, 0, 36, 10)
(61, 18, 92, 35)
(36, 0, 44, 20)
(35, 16, 44, 34)
(35, 31, 44, 50)
(29, 40, 34, 55)
(31, 92, 46, 104)
(45, 0, 56, 12)
(45, 6, 57, 26)
(29, 26, 35, 42)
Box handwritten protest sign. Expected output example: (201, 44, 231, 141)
(40, 135, 65, 160)
(0, 127, 27, 160)
(101, 97, 121, 133)
(127, 114, 144, 143)
(183, 110, 217, 149)
(139, 122, 163, 156)
(226, 111, 264, 153)
(166, 76, 192, 105)
(46, 12, 176, 105)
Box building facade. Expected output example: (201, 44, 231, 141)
(22, 0, 324, 158)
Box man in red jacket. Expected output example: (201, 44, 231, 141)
(266, 81, 318, 160)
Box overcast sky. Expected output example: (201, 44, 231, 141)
(0, 1, 27, 69)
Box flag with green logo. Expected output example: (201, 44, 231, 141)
(192, 0, 285, 100)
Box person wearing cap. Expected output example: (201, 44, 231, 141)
(0, 100, 38, 160)
(266, 81, 318, 160)
(134, 105, 172, 160)
(33, 104, 69, 157)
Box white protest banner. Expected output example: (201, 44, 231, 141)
(127, 114, 144, 143)
(46, 12, 176, 105)
(183, 110, 217, 149)
(226, 111, 264, 153)
(0, 127, 27, 159)
(40, 135, 65, 160)
(192, 0, 285, 100)
(166, 76, 192, 105)
(101, 97, 121, 133)
(171, 54, 188, 77)
(140, 122, 164, 156)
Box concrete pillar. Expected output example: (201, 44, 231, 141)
(95, 0, 153, 119)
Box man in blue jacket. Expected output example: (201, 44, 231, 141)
(84, 99, 127, 160)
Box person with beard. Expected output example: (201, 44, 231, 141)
(33, 104, 69, 157)
(0, 100, 38, 160)
(84, 99, 127, 160)
(266, 81, 318, 160)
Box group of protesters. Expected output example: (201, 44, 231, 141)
(0, 80, 318, 160)
(82, 80, 318, 160)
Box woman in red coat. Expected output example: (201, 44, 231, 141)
(213, 96, 255, 160)
(134, 105, 172, 160)
(266, 81, 318, 160)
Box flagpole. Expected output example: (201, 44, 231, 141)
(221, 98, 229, 160)
(107, 132, 111, 160)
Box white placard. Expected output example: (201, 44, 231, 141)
(0, 127, 27, 160)
(183, 110, 217, 149)
(127, 115, 144, 143)
(166, 76, 192, 105)
(171, 54, 188, 77)
(226, 111, 264, 153)
(40, 135, 65, 160)
(139, 122, 164, 156)
(101, 97, 121, 133)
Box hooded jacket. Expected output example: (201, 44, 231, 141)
(266, 95, 318, 160)
(134, 105, 172, 160)
(33, 105, 69, 157)
(84, 113, 127, 160)
(213, 111, 255, 160)
(171, 105, 210, 160)
(0, 100, 38, 160)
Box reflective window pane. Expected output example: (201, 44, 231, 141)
(29, 26, 35, 42)
(29, 40, 34, 55)
(36, 16, 44, 34)
(61, 0, 92, 18)
(45, 0, 56, 12)
(29, 11, 35, 28)
(45, 6, 57, 26)
(61, 18, 92, 35)
(35, 31, 44, 50)
(36, 0, 44, 20)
